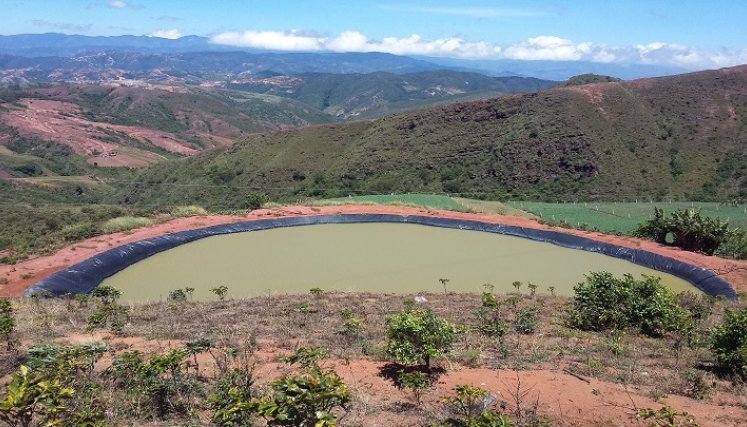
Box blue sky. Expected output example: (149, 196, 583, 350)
(3, 0, 747, 68)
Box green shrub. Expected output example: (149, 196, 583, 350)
(568, 272, 686, 337)
(242, 192, 269, 210)
(281, 347, 327, 368)
(60, 221, 100, 241)
(0, 299, 16, 351)
(105, 348, 204, 418)
(435, 385, 514, 427)
(385, 307, 457, 369)
(395, 370, 431, 404)
(168, 288, 188, 302)
(170, 205, 208, 218)
(100, 216, 153, 234)
(210, 367, 255, 427)
(636, 405, 699, 427)
(514, 307, 539, 335)
(475, 295, 509, 339)
(0, 365, 75, 427)
(250, 366, 350, 426)
(634, 207, 734, 255)
(711, 307, 747, 377)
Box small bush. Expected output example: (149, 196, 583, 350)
(0, 299, 16, 351)
(514, 307, 539, 335)
(170, 205, 208, 218)
(568, 272, 686, 337)
(386, 307, 457, 369)
(242, 192, 269, 210)
(100, 216, 153, 234)
(711, 307, 747, 377)
(60, 221, 100, 241)
(396, 370, 431, 404)
(251, 366, 350, 426)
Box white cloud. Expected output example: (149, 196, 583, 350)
(150, 29, 182, 39)
(503, 36, 591, 61)
(211, 30, 325, 51)
(108, 0, 128, 8)
(210, 29, 747, 69)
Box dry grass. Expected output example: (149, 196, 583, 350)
(2, 292, 746, 426)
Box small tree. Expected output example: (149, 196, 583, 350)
(211, 286, 229, 301)
(711, 307, 747, 378)
(385, 308, 456, 370)
(0, 299, 16, 351)
(439, 278, 450, 294)
(511, 281, 522, 294)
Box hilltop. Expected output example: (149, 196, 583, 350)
(121, 65, 747, 207)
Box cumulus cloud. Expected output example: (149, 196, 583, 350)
(150, 29, 182, 39)
(211, 30, 325, 51)
(210, 29, 747, 69)
(503, 36, 591, 61)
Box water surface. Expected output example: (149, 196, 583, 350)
(101, 223, 696, 301)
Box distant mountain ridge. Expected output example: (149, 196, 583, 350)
(225, 70, 556, 119)
(0, 33, 693, 80)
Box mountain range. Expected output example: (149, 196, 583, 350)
(0, 33, 689, 81)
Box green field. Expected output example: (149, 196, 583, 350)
(320, 194, 468, 211)
(507, 201, 747, 233)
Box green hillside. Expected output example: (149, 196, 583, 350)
(120, 65, 747, 209)
(227, 70, 556, 119)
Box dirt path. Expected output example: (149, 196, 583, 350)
(2, 205, 746, 298)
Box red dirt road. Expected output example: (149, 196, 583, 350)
(2, 205, 746, 298)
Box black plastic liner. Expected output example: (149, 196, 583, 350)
(25, 214, 737, 299)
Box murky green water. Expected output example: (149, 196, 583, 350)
(101, 223, 697, 302)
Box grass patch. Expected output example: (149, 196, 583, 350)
(100, 216, 153, 234)
(170, 205, 208, 218)
(319, 194, 469, 211)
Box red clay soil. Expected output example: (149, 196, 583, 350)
(0, 98, 197, 167)
(2, 205, 746, 298)
(48, 333, 747, 427)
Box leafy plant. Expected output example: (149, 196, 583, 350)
(104, 348, 204, 418)
(250, 366, 350, 426)
(211, 285, 229, 301)
(168, 288, 188, 302)
(710, 307, 747, 377)
(568, 272, 685, 337)
(514, 307, 539, 335)
(0, 299, 16, 351)
(395, 370, 431, 405)
(435, 385, 513, 427)
(0, 365, 74, 427)
(211, 367, 255, 427)
(385, 308, 457, 369)
(87, 286, 129, 335)
(281, 347, 327, 368)
(636, 405, 699, 427)
(475, 296, 509, 339)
